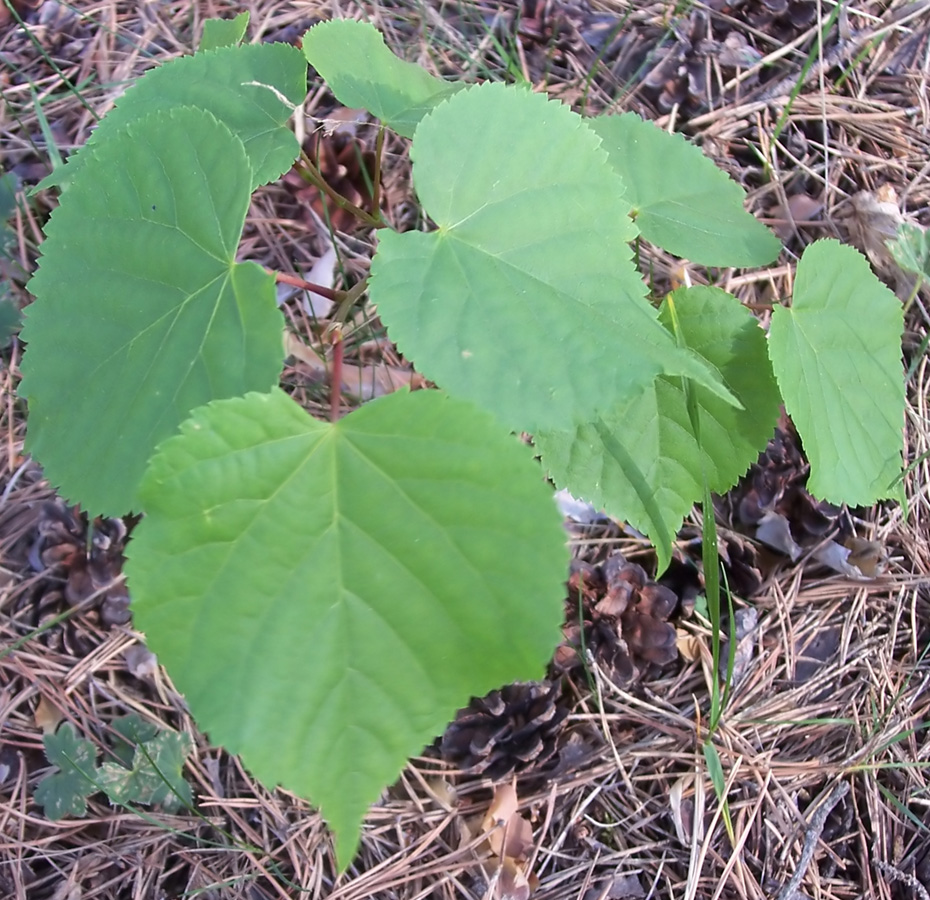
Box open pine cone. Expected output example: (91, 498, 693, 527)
(555, 553, 679, 687)
(725, 425, 845, 559)
(283, 126, 376, 233)
(717, 531, 765, 598)
(29, 500, 131, 626)
(440, 680, 569, 780)
(713, 0, 816, 39)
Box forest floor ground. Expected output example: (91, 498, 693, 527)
(1, 1, 930, 898)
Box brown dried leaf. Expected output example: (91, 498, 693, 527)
(844, 536, 887, 578)
(497, 856, 534, 900)
(813, 537, 886, 579)
(669, 776, 694, 846)
(482, 782, 518, 831)
(843, 187, 928, 302)
(478, 782, 536, 896)
(676, 628, 703, 662)
(124, 644, 158, 680)
(285, 331, 420, 400)
(34, 695, 62, 734)
(482, 782, 534, 859)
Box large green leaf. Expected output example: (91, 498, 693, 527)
(20, 108, 284, 514)
(537, 286, 780, 572)
(370, 83, 736, 432)
(589, 113, 780, 267)
(302, 20, 461, 138)
(125, 387, 569, 866)
(768, 239, 904, 504)
(39, 41, 305, 191)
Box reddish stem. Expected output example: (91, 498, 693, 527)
(371, 125, 385, 216)
(329, 328, 344, 423)
(274, 271, 340, 302)
(296, 153, 384, 229)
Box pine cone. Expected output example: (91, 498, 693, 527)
(639, 12, 715, 114)
(284, 126, 376, 233)
(724, 0, 816, 40)
(513, 0, 576, 53)
(637, 10, 773, 115)
(717, 532, 764, 598)
(30, 500, 131, 626)
(440, 681, 569, 780)
(727, 426, 844, 558)
(564, 516, 623, 567)
(661, 532, 763, 603)
(657, 553, 703, 612)
(556, 553, 679, 687)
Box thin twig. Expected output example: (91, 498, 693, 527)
(774, 780, 850, 900)
(274, 271, 340, 302)
(875, 860, 930, 900)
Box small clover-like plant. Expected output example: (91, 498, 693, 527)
(34, 723, 99, 819)
(35, 717, 193, 819)
(20, 15, 905, 865)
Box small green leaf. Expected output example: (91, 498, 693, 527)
(889, 222, 930, 285)
(34, 723, 99, 820)
(38, 41, 305, 191)
(538, 286, 780, 572)
(21, 108, 284, 515)
(110, 713, 160, 767)
(702, 739, 734, 839)
(371, 83, 736, 432)
(126, 387, 569, 866)
(98, 731, 193, 812)
(137, 732, 193, 811)
(703, 740, 727, 798)
(112, 713, 160, 746)
(768, 240, 905, 505)
(200, 12, 250, 51)
(302, 20, 461, 138)
(589, 113, 780, 267)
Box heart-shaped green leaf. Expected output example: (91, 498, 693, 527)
(371, 83, 736, 432)
(125, 387, 569, 865)
(302, 20, 461, 138)
(589, 113, 780, 267)
(39, 41, 306, 191)
(768, 239, 904, 504)
(538, 286, 780, 572)
(21, 107, 285, 514)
